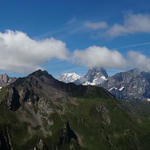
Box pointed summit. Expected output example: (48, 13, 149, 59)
(75, 67, 108, 85)
(84, 67, 108, 82)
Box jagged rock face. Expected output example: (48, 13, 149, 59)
(0, 74, 16, 87)
(59, 122, 79, 149)
(84, 67, 108, 81)
(75, 67, 108, 85)
(102, 68, 150, 100)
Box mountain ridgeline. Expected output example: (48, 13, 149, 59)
(59, 67, 108, 86)
(102, 68, 150, 101)
(59, 67, 150, 101)
(0, 70, 150, 150)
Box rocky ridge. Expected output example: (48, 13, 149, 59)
(101, 68, 150, 101)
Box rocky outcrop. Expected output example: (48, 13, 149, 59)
(33, 139, 48, 150)
(96, 105, 111, 125)
(0, 74, 16, 87)
(59, 122, 80, 149)
(0, 127, 12, 150)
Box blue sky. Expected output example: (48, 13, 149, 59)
(0, 0, 150, 77)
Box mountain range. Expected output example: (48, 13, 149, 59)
(58, 67, 150, 101)
(0, 70, 150, 149)
(59, 67, 108, 86)
(102, 68, 150, 101)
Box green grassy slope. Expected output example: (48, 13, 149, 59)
(0, 94, 150, 149)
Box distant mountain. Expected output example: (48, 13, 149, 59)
(60, 68, 150, 101)
(0, 73, 16, 87)
(58, 72, 81, 83)
(0, 70, 149, 149)
(75, 67, 108, 85)
(101, 68, 150, 101)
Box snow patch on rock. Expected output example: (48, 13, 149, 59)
(109, 87, 118, 91)
(119, 86, 125, 91)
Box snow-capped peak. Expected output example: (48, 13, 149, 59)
(75, 67, 108, 86)
(58, 72, 81, 83)
(58, 67, 108, 86)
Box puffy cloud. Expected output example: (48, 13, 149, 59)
(84, 21, 108, 30)
(127, 51, 150, 72)
(72, 46, 150, 72)
(72, 46, 127, 69)
(1, 30, 150, 74)
(0, 30, 69, 73)
(107, 13, 150, 37)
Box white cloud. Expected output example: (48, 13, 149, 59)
(72, 46, 127, 69)
(72, 46, 150, 72)
(0, 30, 69, 73)
(84, 21, 108, 30)
(107, 13, 150, 37)
(1, 30, 150, 74)
(127, 51, 150, 72)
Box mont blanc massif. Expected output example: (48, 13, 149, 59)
(0, 67, 150, 150)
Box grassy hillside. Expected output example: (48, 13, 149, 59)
(0, 95, 150, 149)
(0, 70, 149, 150)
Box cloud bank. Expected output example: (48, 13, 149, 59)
(72, 46, 150, 72)
(0, 30, 69, 73)
(127, 51, 150, 72)
(0, 30, 150, 73)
